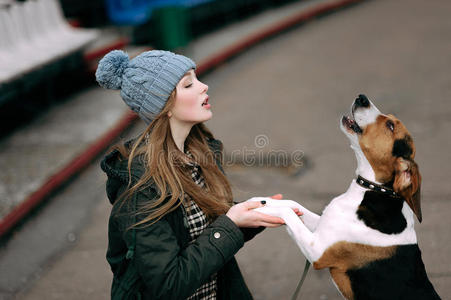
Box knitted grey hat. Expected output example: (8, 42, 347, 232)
(95, 50, 196, 124)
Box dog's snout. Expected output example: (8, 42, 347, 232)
(355, 94, 370, 108)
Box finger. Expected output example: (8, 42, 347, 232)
(258, 222, 284, 228)
(293, 208, 304, 216)
(253, 211, 285, 224)
(269, 194, 283, 200)
(243, 200, 265, 210)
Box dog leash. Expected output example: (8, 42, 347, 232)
(291, 259, 311, 300)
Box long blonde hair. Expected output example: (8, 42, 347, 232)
(114, 90, 233, 227)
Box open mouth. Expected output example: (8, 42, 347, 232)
(201, 97, 209, 106)
(342, 115, 362, 134)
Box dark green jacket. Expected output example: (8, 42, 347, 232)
(101, 138, 262, 299)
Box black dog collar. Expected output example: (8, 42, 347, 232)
(356, 175, 400, 198)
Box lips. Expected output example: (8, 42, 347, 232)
(201, 96, 209, 106)
(342, 115, 362, 134)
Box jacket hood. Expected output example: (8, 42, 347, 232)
(100, 138, 223, 205)
(100, 147, 149, 205)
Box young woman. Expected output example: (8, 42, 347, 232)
(96, 50, 301, 299)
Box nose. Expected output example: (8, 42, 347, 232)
(354, 94, 370, 108)
(202, 82, 208, 93)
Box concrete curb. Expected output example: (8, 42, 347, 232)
(0, 0, 364, 238)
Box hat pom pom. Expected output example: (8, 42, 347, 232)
(95, 50, 129, 90)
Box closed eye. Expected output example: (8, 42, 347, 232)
(386, 120, 395, 132)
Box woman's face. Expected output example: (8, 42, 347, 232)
(170, 69, 212, 124)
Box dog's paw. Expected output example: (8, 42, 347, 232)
(255, 206, 293, 219)
(247, 198, 304, 217)
(265, 199, 303, 210)
(246, 197, 272, 203)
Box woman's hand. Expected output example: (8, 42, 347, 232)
(226, 200, 284, 228)
(226, 194, 303, 228)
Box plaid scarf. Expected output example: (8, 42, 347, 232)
(184, 151, 218, 300)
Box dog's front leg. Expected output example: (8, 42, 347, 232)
(255, 205, 321, 263)
(287, 202, 320, 232)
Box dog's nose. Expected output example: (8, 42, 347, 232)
(355, 94, 370, 108)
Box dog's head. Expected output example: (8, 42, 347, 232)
(340, 94, 422, 222)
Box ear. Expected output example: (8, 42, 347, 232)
(167, 111, 173, 118)
(393, 157, 422, 222)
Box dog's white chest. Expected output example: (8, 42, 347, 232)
(312, 182, 417, 261)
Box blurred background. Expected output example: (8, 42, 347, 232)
(1, 0, 450, 299)
(0, 0, 304, 136)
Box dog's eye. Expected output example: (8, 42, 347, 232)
(386, 120, 395, 132)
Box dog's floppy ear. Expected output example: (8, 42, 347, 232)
(393, 157, 422, 222)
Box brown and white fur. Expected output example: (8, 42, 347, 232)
(249, 95, 440, 299)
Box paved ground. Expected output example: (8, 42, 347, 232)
(3, 0, 451, 299)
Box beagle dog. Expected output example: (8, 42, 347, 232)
(250, 95, 440, 299)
